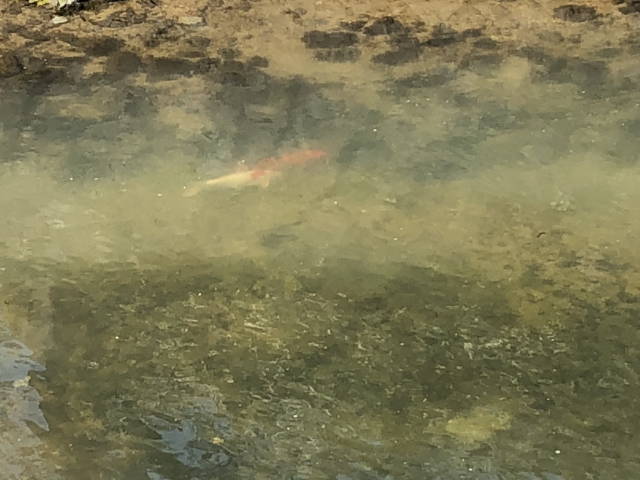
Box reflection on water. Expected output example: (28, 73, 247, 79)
(2, 11, 640, 479)
(0, 334, 58, 479)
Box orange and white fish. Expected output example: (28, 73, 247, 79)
(183, 149, 327, 197)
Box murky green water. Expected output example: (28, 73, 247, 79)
(2, 32, 640, 480)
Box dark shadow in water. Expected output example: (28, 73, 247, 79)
(2, 6, 640, 480)
(1, 254, 637, 479)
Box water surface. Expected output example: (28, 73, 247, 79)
(1, 14, 640, 480)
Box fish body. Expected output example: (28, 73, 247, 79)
(183, 149, 327, 197)
(182, 169, 279, 197)
(253, 149, 327, 170)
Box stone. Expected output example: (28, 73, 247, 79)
(424, 24, 459, 47)
(51, 15, 68, 25)
(104, 51, 142, 77)
(82, 37, 124, 56)
(474, 37, 498, 50)
(302, 30, 358, 49)
(553, 4, 598, 22)
(314, 48, 361, 63)
(146, 57, 199, 78)
(178, 16, 204, 26)
(340, 19, 367, 31)
(246, 56, 269, 68)
(0, 53, 22, 77)
(363, 16, 406, 36)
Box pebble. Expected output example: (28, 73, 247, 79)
(178, 16, 204, 26)
(51, 15, 68, 25)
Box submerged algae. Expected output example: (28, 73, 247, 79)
(1, 254, 638, 479)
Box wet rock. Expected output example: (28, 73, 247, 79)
(180, 49, 206, 59)
(544, 57, 609, 87)
(2, 54, 67, 92)
(195, 57, 220, 73)
(0, 53, 23, 77)
(215, 60, 253, 86)
(247, 55, 269, 68)
(51, 31, 77, 46)
(19, 55, 48, 73)
(424, 36, 458, 47)
(595, 47, 621, 58)
(145, 21, 181, 47)
(46, 56, 87, 70)
(537, 30, 565, 45)
(480, 103, 524, 129)
(394, 70, 454, 89)
(104, 51, 142, 76)
(517, 46, 555, 65)
(122, 86, 155, 117)
(553, 4, 598, 22)
(363, 16, 406, 36)
(424, 24, 459, 47)
(460, 53, 503, 72)
(187, 36, 211, 49)
(98, 8, 146, 28)
(25, 70, 71, 96)
(83, 37, 124, 56)
(146, 57, 200, 78)
(622, 118, 640, 138)
(340, 19, 368, 31)
(56, 34, 124, 58)
(618, 0, 640, 14)
(474, 37, 498, 50)
(302, 30, 358, 49)
(372, 34, 423, 66)
(336, 126, 389, 164)
(141, 415, 234, 472)
(283, 7, 306, 22)
(459, 28, 483, 39)
(4, 53, 69, 95)
(31, 115, 92, 140)
(260, 231, 297, 248)
(0, 338, 61, 480)
(219, 47, 240, 59)
(13, 26, 48, 42)
(372, 47, 420, 66)
(391, 35, 421, 49)
(314, 48, 361, 63)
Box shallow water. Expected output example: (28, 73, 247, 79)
(2, 18, 640, 480)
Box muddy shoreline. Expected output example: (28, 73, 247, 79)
(2, 0, 639, 89)
(2, 0, 639, 175)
